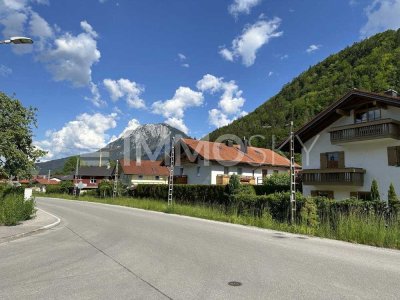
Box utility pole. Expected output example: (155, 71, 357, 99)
(113, 160, 119, 198)
(48, 169, 51, 183)
(73, 157, 80, 197)
(289, 121, 296, 224)
(167, 137, 175, 206)
(99, 150, 102, 167)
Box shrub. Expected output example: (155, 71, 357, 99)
(370, 179, 380, 201)
(45, 185, 63, 194)
(300, 197, 319, 228)
(98, 181, 113, 198)
(388, 183, 400, 214)
(261, 173, 291, 194)
(60, 181, 73, 194)
(0, 193, 36, 226)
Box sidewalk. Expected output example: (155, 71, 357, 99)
(0, 208, 60, 243)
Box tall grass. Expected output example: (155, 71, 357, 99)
(41, 193, 400, 249)
(0, 193, 36, 226)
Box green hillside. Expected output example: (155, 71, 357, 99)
(207, 29, 400, 148)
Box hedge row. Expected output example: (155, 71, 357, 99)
(134, 184, 228, 205)
(0, 184, 35, 226)
(233, 192, 390, 222)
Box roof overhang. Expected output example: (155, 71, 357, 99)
(278, 89, 400, 152)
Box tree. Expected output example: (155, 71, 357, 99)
(0, 92, 46, 178)
(227, 174, 240, 196)
(62, 156, 80, 174)
(388, 183, 400, 213)
(370, 179, 380, 201)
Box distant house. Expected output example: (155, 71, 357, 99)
(74, 166, 114, 189)
(19, 177, 60, 193)
(280, 89, 400, 200)
(171, 138, 295, 185)
(119, 160, 169, 186)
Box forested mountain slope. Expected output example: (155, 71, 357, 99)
(207, 29, 400, 148)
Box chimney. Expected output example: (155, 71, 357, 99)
(241, 137, 248, 153)
(384, 89, 398, 97)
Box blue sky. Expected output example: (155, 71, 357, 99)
(1, 0, 400, 160)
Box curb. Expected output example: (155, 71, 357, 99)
(0, 208, 61, 244)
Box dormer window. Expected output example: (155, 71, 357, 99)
(354, 108, 381, 124)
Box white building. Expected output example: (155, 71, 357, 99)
(281, 89, 400, 200)
(172, 138, 294, 185)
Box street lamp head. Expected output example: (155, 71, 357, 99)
(9, 36, 33, 44)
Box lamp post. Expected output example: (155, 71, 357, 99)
(0, 36, 33, 45)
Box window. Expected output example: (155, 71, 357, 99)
(197, 166, 201, 177)
(388, 146, 400, 166)
(237, 167, 243, 175)
(138, 175, 143, 179)
(224, 167, 229, 175)
(354, 108, 381, 124)
(180, 167, 184, 176)
(155, 176, 160, 180)
(90, 177, 97, 184)
(273, 170, 279, 174)
(321, 152, 344, 169)
(350, 191, 371, 201)
(311, 190, 334, 199)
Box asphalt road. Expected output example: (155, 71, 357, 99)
(1, 197, 400, 300)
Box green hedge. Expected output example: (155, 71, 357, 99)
(134, 184, 228, 206)
(233, 192, 389, 223)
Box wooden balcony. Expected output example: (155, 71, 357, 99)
(216, 175, 256, 185)
(173, 175, 188, 184)
(301, 168, 365, 186)
(329, 119, 400, 144)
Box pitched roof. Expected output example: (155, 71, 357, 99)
(178, 138, 296, 168)
(119, 160, 169, 176)
(34, 179, 60, 185)
(279, 89, 400, 152)
(76, 166, 114, 177)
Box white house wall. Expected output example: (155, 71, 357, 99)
(301, 107, 400, 200)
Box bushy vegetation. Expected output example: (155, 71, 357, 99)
(0, 185, 36, 226)
(208, 29, 400, 148)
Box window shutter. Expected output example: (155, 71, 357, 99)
(320, 153, 328, 169)
(338, 152, 345, 168)
(387, 146, 398, 166)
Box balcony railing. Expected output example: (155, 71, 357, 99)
(301, 168, 365, 186)
(216, 174, 256, 185)
(329, 119, 400, 144)
(173, 175, 188, 184)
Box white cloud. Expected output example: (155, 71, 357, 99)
(178, 53, 186, 60)
(164, 117, 188, 134)
(29, 11, 53, 39)
(197, 74, 246, 128)
(118, 118, 140, 139)
(280, 54, 289, 60)
(35, 112, 118, 160)
(360, 0, 400, 37)
(220, 18, 283, 66)
(182, 63, 190, 68)
(85, 82, 106, 107)
(228, 0, 262, 18)
(40, 20, 101, 87)
(0, 65, 12, 77)
(268, 71, 273, 77)
(152, 86, 203, 134)
(306, 44, 321, 53)
(103, 78, 145, 109)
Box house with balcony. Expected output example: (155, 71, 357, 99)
(170, 138, 294, 185)
(119, 160, 169, 186)
(280, 89, 400, 200)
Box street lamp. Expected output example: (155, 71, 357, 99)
(0, 36, 34, 45)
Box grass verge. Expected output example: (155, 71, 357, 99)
(39, 193, 400, 250)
